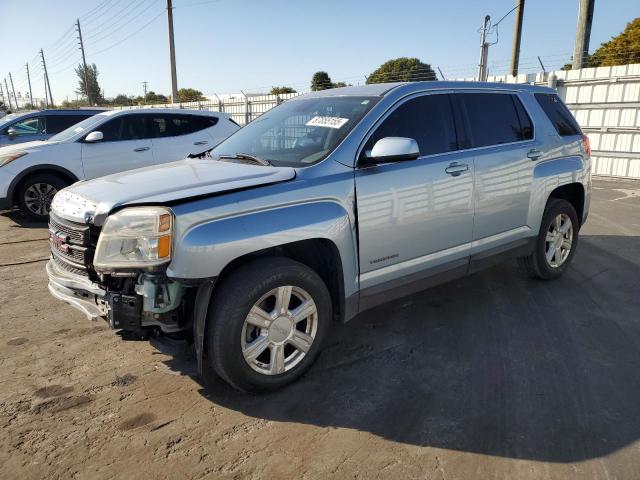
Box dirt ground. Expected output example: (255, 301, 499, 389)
(1, 177, 639, 480)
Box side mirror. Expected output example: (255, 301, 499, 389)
(7, 127, 17, 138)
(362, 137, 420, 165)
(84, 131, 104, 143)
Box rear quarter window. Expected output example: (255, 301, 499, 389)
(534, 93, 582, 136)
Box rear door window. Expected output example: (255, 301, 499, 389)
(148, 114, 217, 138)
(534, 93, 581, 136)
(458, 93, 533, 148)
(364, 94, 458, 157)
(46, 115, 92, 134)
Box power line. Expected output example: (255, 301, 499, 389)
(90, 10, 165, 56)
(85, 0, 160, 45)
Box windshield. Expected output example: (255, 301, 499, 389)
(212, 96, 379, 167)
(49, 114, 107, 142)
(0, 112, 33, 129)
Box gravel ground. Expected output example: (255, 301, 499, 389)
(1, 177, 639, 480)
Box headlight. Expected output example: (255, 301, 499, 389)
(94, 207, 173, 269)
(0, 151, 28, 167)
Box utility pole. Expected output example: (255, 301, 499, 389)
(40, 49, 53, 107)
(76, 19, 91, 105)
(26, 63, 34, 108)
(572, 0, 595, 69)
(4, 79, 13, 110)
(166, 0, 179, 103)
(510, 0, 525, 76)
(478, 15, 491, 82)
(142, 81, 148, 96)
(8, 73, 19, 110)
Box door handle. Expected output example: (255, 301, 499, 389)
(193, 140, 209, 146)
(527, 148, 543, 160)
(133, 147, 150, 152)
(445, 162, 469, 176)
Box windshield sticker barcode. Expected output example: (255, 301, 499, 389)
(306, 116, 349, 129)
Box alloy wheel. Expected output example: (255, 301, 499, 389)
(241, 285, 318, 375)
(24, 182, 57, 216)
(545, 213, 573, 268)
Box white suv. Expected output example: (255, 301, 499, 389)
(0, 109, 239, 220)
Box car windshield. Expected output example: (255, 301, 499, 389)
(0, 112, 32, 128)
(49, 114, 107, 142)
(212, 96, 379, 167)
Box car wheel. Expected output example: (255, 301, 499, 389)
(518, 198, 579, 280)
(207, 257, 331, 392)
(18, 174, 67, 221)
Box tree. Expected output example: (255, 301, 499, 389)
(589, 17, 640, 67)
(75, 63, 104, 105)
(0, 100, 8, 112)
(366, 57, 436, 84)
(144, 91, 169, 104)
(332, 81, 348, 88)
(564, 17, 640, 69)
(270, 86, 297, 95)
(311, 71, 333, 91)
(112, 94, 133, 106)
(178, 88, 207, 102)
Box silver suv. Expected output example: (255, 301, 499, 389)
(46, 82, 591, 392)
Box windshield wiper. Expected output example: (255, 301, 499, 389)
(218, 153, 272, 166)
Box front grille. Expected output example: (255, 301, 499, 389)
(49, 212, 97, 273)
(51, 252, 88, 277)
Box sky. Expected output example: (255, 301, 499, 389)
(0, 0, 638, 104)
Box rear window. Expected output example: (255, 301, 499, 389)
(534, 93, 581, 136)
(46, 114, 92, 134)
(458, 93, 533, 148)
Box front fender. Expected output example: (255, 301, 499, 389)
(167, 200, 359, 297)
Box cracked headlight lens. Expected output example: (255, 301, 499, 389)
(94, 207, 172, 269)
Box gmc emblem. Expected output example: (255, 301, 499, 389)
(50, 230, 70, 253)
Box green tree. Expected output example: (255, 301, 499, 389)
(0, 100, 8, 112)
(366, 57, 436, 84)
(589, 17, 640, 67)
(270, 86, 297, 94)
(178, 88, 207, 102)
(311, 71, 333, 91)
(75, 63, 104, 105)
(564, 17, 640, 69)
(111, 94, 133, 106)
(144, 91, 169, 104)
(332, 81, 348, 88)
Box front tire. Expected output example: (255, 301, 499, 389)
(206, 257, 332, 392)
(17, 174, 67, 221)
(518, 198, 579, 280)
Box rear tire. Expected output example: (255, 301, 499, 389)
(206, 257, 332, 392)
(17, 173, 67, 221)
(518, 198, 579, 280)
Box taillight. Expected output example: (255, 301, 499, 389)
(582, 134, 591, 156)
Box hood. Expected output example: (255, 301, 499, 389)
(51, 158, 296, 224)
(0, 140, 54, 153)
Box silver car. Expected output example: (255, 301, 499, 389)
(46, 82, 591, 392)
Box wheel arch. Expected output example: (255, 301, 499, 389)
(9, 165, 79, 206)
(547, 182, 585, 227)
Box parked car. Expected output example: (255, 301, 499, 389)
(0, 109, 239, 219)
(46, 82, 591, 392)
(0, 109, 105, 147)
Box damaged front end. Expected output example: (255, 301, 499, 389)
(47, 207, 193, 338)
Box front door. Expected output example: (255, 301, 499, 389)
(81, 114, 154, 179)
(355, 93, 474, 293)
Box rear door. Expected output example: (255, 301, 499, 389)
(455, 92, 538, 254)
(355, 92, 474, 293)
(81, 114, 154, 178)
(150, 114, 218, 164)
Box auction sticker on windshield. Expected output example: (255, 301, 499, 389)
(306, 116, 349, 129)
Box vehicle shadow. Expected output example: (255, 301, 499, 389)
(0, 209, 48, 229)
(159, 234, 640, 463)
